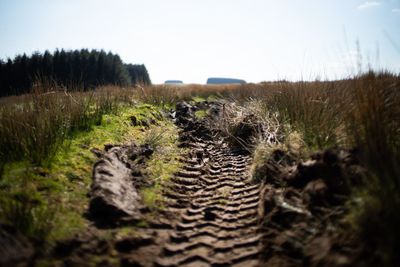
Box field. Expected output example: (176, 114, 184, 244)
(0, 72, 399, 266)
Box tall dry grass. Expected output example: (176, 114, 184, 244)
(137, 84, 245, 105)
(344, 72, 400, 265)
(0, 83, 136, 170)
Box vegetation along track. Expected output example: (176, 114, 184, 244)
(155, 102, 263, 266)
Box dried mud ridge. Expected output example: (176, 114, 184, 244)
(155, 101, 263, 266)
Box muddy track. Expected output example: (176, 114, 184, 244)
(38, 101, 265, 267)
(155, 133, 263, 266)
(0, 101, 365, 267)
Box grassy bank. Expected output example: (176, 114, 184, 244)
(0, 84, 184, 254)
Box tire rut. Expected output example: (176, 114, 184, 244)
(156, 138, 263, 267)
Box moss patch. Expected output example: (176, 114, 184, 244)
(195, 110, 208, 119)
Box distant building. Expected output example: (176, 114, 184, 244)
(165, 80, 183, 84)
(206, 77, 246, 84)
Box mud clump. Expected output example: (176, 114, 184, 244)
(173, 100, 262, 151)
(228, 113, 263, 147)
(173, 101, 215, 144)
(130, 115, 157, 128)
(259, 148, 365, 267)
(89, 143, 153, 227)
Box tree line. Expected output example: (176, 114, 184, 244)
(0, 49, 151, 97)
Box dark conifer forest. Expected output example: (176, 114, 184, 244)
(0, 49, 151, 97)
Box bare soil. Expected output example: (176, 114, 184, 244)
(150, 101, 265, 266)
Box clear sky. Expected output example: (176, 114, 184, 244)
(0, 0, 399, 84)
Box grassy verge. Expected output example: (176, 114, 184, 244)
(139, 124, 187, 212)
(0, 85, 128, 168)
(0, 101, 182, 251)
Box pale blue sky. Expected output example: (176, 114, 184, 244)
(0, 0, 399, 83)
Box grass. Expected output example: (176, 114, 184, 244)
(0, 83, 135, 169)
(0, 71, 399, 265)
(139, 123, 187, 211)
(0, 182, 57, 249)
(47, 105, 159, 240)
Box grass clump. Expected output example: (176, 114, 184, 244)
(251, 129, 308, 183)
(212, 100, 283, 151)
(268, 82, 344, 149)
(194, 109, 208, 119)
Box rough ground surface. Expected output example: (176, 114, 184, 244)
(45, 101, 265, 267)
(158, 148, 262, 266)
(155, 101, 263, 266)
(257, 148, 364, 267)
(89, 144, 154, 227)
(3, 101, 363, 266)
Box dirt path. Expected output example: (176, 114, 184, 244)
(153, 102, 263, 266)
(156, 141, 262, 267)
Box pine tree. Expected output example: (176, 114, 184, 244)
(0, 49, 152, 97)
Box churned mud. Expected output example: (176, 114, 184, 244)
(257, 148, 364, 267)
(154, 102, 264, 266)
